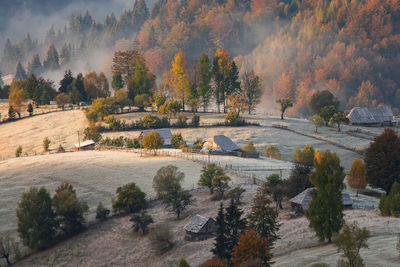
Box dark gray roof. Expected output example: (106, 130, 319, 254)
(184, 215, 215, 234)
(212, 135, 240, 152)
(347, 106, 394, 124)
(142, 129, 172, 146)
(290, 187, 353, 210)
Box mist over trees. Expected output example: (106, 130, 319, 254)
(1, 0, 399, 116)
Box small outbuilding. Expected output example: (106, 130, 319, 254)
(203, 135, 240, 153)
(290, 187, 353, 214)
(184, 215, 217, 240)
(139, 128, 173, 147)
(74, 140, 95, 151)
(346, 106, 395, 126)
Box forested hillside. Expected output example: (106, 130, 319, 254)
(1, 0, 399, 115)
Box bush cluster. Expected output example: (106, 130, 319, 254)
(379, 182, 400, 217)
(100, 137, 141, 148)
(225, 111, 246, 126)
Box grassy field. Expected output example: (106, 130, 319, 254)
(0, 109, 87, 160)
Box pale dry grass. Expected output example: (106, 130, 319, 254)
(0, 109, 87, 160)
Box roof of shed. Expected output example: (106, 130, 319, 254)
(347, 106, 394, 124)
(290, 187, 353, 210)
(74, 140, 95, 148)
(208, 135, 240, 152)
(184, 215, 215, 234)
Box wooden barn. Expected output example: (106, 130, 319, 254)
(184, 215, 217, 240)
(202, 135, 240, 153)
(290, 188, 353, 214)
(74, 140, 95, 151)
(346, 106, 395, 126)
(139, 128, 172, 147)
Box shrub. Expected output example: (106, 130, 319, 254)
(96, 202, 110, 220)
(112, 182, 147, 214)
(134, 94, 151, 111)
(227, 186, 246, 205)
(178, 258, 190, 267)
(176, 115, 188, 128)
(265, 145, 281, 159)
(225, 111, 245, 126)
(212, 174, 231, 200)
(27, 103, 33, 116)
(138, 114, 168, 129)
(232, 230, 271, 266)
(106, 116, 126, 131)
(379, 182, 400, 217)
(191, 115, 200, 127)
(8, 106, 16, 120)
(52, 182, 89, 236)
(43, 137, 51, 152)
(142, 131, 164, 154)
(126, 138, 140, 148)
(83, 124, 102, 142)
(16, 187, 57, 249)
(193, 138, 204, 149)
(310, 263, 329, 267)
(242, 141, 256, 153)
(15, 146, 22, 157)
(130, 211, 154, 235)
(171, 133, 185, 149)
(149, 224, 174, 254)
(199, 257, 228, 267)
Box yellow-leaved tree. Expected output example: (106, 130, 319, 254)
(170, 50, 190, 111)
(8, 82, 26, 118)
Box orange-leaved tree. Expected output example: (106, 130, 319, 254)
(347, 158, 367, 197)
(232, 229, 271, 266)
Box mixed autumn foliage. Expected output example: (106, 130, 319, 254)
(1, 0, 400, 116)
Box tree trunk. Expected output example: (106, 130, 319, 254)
(281, 112, 284, 120)
(203, 98, 206, 113)
(5, 255, 11, 266)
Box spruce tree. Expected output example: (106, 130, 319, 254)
(15, 62, 27, 80)
(248, 187, 280, 248)
(306, 150, 345, 242)
(132, 0, 149, 32)
(43, 44, 60, 71)
(59, 70, 74, 93)
(224, 199, 247, 262)
(212, 203, 229, 259)
(198, 53, 212, 112)
(28, 54, 42, 76)
(112, 72, 124, 91)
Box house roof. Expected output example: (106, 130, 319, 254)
(74, 140, 95, 148)
(207, 135, 240, 152)
(347, 106, 394, 124)
(141, 128, 172, 146)
(290, 187, 353, 210)
(184, 215, 215, 234)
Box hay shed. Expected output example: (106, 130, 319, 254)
(184, 215, 217, 239)
(203, 135, 240, 152)
(346, 106, 394, 126)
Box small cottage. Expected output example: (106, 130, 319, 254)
(202, 135, 240, 153)
(139, 128, 173, 147)
(184, 215, 217, 239)
(346, 106, 395, 126)
(74, 140, 95, 151)
(290, 188, 353, 214)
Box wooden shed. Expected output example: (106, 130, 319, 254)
(184, 215, 217, 240)
(290, 187, 353, 214)
(74, 140, 95, 151)
(139, 128, 173, 147)
(202, 135, 240, 153)
(346, 106, 395, 126)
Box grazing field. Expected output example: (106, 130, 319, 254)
(14, 186, 400, 267)
(0, 109, 87, 160)
(0, 150, 247, 238)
